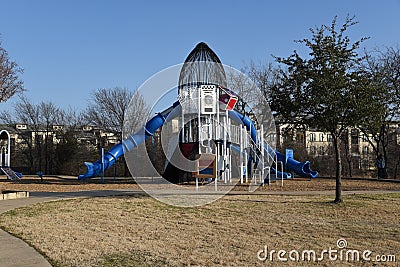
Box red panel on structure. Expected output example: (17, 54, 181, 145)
(179, 143, 196, 158)
(226, 97, 238, 111)
(219, 93, 238, 111)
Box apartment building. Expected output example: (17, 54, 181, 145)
(276, 121, 400, 172)
(0, 124, 120, 150)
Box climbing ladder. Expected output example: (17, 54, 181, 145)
(1, 167, 21, 181)
(241, 125, 284, 186)
(231, 123, 276, 185)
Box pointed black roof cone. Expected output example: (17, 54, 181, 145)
(178, 42, 227, 93)
(183, 42, 223, 64)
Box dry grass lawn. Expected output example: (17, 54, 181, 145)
(0, 193, 399, 266)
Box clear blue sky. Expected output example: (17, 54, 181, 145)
(1, 0, 399, 112)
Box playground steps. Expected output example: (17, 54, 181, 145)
(0, 167, 21, 181)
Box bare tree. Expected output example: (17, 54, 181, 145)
(0, 96, 67, 174)
(85, 87, 149, 141)
(226, 64, 277, 131)
(244, 61, 283, 140)
(60, 107, 84, 128)
(84, 87, 150, 177)
(245, 61, 280, 107)
(1, 95, 99, 175)
(54, 107, 89, 175)
(0, 38, 24, 102)
(359, 46, 400, 178)
(0, 95, 40, 172)
(123, 89, 151, 134)
(39, 101, 64, 174)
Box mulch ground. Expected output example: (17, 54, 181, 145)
(1, 175, 400, 193)
(0, 175, 141, 192)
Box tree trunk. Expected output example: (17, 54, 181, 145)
(342, 135, 352, 178)
(394, 153, 400, 180)
(381, 124, 389, 178)
(36, 135, 42, 173)
(26, 140, 34, 174)
(347, 158, 352, 178)
(382, 142, 388, 179)
(333, 134, 343, 203)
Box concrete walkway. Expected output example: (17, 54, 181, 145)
(0, 229, 52, 267)
(0, 188, 399, 267)
(0, 196, 58, 267)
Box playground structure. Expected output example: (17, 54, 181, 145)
(78, 42, 318, 186)
(0, 130, 22, 181)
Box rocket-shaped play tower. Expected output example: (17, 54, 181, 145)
(163, 42, 240, 184)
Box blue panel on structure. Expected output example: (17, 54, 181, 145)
(200, 168, 214, 175)
(285, 149, 294, 162)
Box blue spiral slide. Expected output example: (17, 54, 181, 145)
(78, 102, 318, 179)
(78, 101, 180, 179)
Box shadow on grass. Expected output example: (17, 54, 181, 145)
(100, 251, 178, 267)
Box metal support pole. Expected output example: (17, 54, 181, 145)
(223, 115, 227, 183)
(227, 112, 232, 183)
(261, 125, 264, 185)
(101, 147, 104, 184)
(0, 130, 11, 167)
(214, 143, 218, 192)
(135, 145, 139, 178)
(0, 146, 4, 167)
(275, 155, 278, 183)
(6, 131, 10, 167)
(105, 152, 118, 182)
(181, 107, 185, 143)
(216, 89, 220, 140)
(152, 136, 155, 181)
(114, 161, 117, 182)
(240, 125, 243, 184)
(244, 127, 248, 183)
(198, 88, 201, 151)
